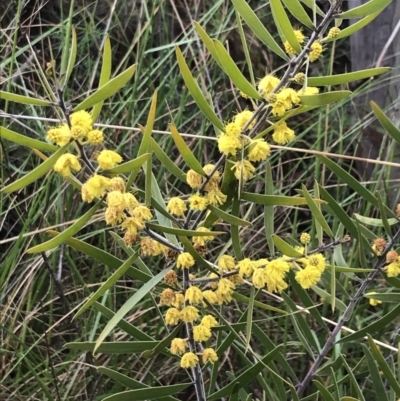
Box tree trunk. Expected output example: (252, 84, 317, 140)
(350, 1, 400, 207)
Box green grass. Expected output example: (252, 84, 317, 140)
(1, 1, 400, 400)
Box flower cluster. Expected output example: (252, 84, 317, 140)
(283, 29, 325, 63)
(47, 110, 104, 146)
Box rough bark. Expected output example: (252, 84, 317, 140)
(350, 1, 400, 207)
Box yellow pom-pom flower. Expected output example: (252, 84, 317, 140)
(272, 122, 295, 145)
(53, 153, 81, 177)
(140, 237, 164, 256)
(82, 175, 111, 202)
(109, 177, 126, 193)
(167, 197, 187, 217)
(97, 150, 123, 170)
(87, 129, 104, 144)
(271, 97, 287, 117)
(133, 205, 152, 222)
(202, 348, 218, 364)
(258, 75, 281, 97)
(233, 110, 256, 131)
(180, 352, 199, 368)
(300, 233, 311, 244)
(386, 262, 400, 277)
(46, 124, 71, 146)
(207, 189, 227, 206)
(185, 286, 204, 304)
(217, 133, 242, 156)
(70, 110, 93, 133)
(160, 289, 176, 306)
(265, 259, 290, 280)
(309, 42, 323, 62)
(172, 293, 185, 309)
(252, 267, 268, 288)
(201, 315, 218, 329)
(180, 306, 199, 323)
(202, 290, 219, 304)
(218, 255, 236, 272)
(70, 125, 86, 140)
(189, 194, 209, 211)
(105, 206, 126, 225)
(107, 191, 126, 210)
(193, 324, 212, 342)
(307, 253, 326, 273)
(224, 121, 241, 137)
(232, 160, 256, 181)
(327, 27, 341, 40)
(238, 258, 256, 278)
(177, 252, 195, 269)
(295, 266, 321, 289)
(265, 275, 288, 293)
(186, 169, 203, 189)
(170, 338, 188, 355)
(247, 139, 271, 162)
(165, 307, 181, 325)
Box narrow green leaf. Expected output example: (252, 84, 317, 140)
(73, 64, 136, 111)
(212, 40, 261, 99)
(299, 91, 351, 106)
(328, 12, 382, 41)
(91, 36, 112, 122)
(231, 195, 242, 260)
(311, 286, 346, 312)
(60, 28, 77, 88)
(264, 163, 275, 256)
(169, 123, 205, 175)
(145, 157, 152, 207)
(2, 143, 69, 193)
(329, 266, 372, 273)
(138, 90, 158, 157)
(361, 345, 389, 401)
(150, 138, 186, 182)
(245, 287, 255, 353)
(0, 126, 58, 152)
(368, 334, 400, 397)
(208, 345, 284, 400)
(65, 341, 158, 353)
(299, 0, 324, 16)
(0, 91, 52, 106)
(371, 101, 400, 144)
(93, 302, 154, 341)
(317, 155, 386, 211)
(74, 251, 140, 318)
(231, 0, 287, 59)
(94, 266, 173, 354)
(308, 68, 390, 86)
(98, 367, 180, 401)
(313, 380, 336, 401)
(102, 153, 151, 174)
(272, 235, 303, 257)
(353, 213, 398, 227)
(338, 0, 392, 19)
(281, 0, 314, 28)
(175, 47, 224, 131)
(208, 205, 251, 226)
(376, 191, 393, 235)
(340, 355, 365, 401)
(232, 292, 287, 315)
(301, 184, 333, 237)
(27, 201, 101, 253)
(364, 292, 400, 303)
(270, 0, 301, 53)
(242, 192, 321, 206)
(102, 384, 192, 401)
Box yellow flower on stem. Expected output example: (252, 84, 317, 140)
(307, 253, 326, 273)
(172, 293, 185, 309)
(217, 133, 242, 156)
(265, 275, 288, 293)
(252, 268, 268, 288)
(386, 262, 400, 277)
(87, 129, 104, 145)
(193, 324, 212, 342)
(233, 110, 256, 131)
(271, 98, 287, 117)
(218, 255, 236, 272)
(218, 278, 235, 295)
(180, 352, 199, 368)
(202, 290, 219, 305)
(70, 110, 93, 133)
(185, 286, 204, 304)
(272, 122, 295, 145)
(186, 169, 203, 189)
(224, 121, 241, 137)
(247, 139, 271, 162)
(232, 160, 255, 181)
(82, 175, 111, 202)
(97, 150, 123, 170)
(189, 194, 209, 211)
(167, 197, 187, 217)
(265, 259, 290, 280)
(165, 307, 181, 325)
(181, 306, 199, 323)
(201, 315, 218, 329)
(193, 227, 215, 247)
(295, 266, 321, 289)
(105, 206, 126, 225)
(258, 75, 281, 97)
(238, 258, 256, 278)
(202, 348, 218, 364)
(109, 177, 126, 193)
(160, 289, 176, 306)
(327, 27, 341, 40)
(177, 252, 195, 269)
(170, 338, 188, 355)
(141, 237, 164, 256)
(46, 124, 71, 146)
(206, 189, 227, 206)
(309, 42, 323, 62)
(54, 153, 81, 177)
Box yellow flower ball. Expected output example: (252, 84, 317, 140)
(180, 352, 199, 368)
(167, 197, 187, 217)
(82, 175, 111, 202)
(87, 129, 104, 145)
(165, 307, 181, 325)
(70, 110, 93, 133)
(272, 122, 295, 145)
(180, 306, 199, 323)
(177, 252, 195, 269)
(193, 324, 212, 342)
(189, 194, 209, 211)
(295, 266, 321, 289)
(202, 348, 218, 364)
(53, 153, 81, 177)
(185, 286, 204, 304)
(170, 338, 188, 355)
(97, 150, 123, 170)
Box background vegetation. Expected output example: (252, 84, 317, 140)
(1, 0, 400, 400)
